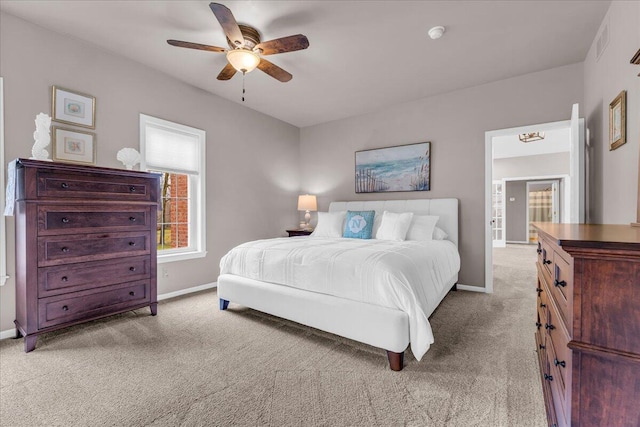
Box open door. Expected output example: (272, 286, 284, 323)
(570, 103, 586, 223)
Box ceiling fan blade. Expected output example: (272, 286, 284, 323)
(217, 63, 237, 81)
(255, 34, 309, 55)
(209, 2, 244, 48)
(257, 58, 292, 82)
(167, 39, 226, 53)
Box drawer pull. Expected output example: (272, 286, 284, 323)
(129, 186, 136, 192)
(536, 287, 543, 296)
(61, 217, 70, 224)
(129, 291, 135, 296)
(543, 259, 552, 265)
(544, 373, 553, 381)
(554, 358, 566, 368)
(554, 279, 567, 288)
(536, 321, 542, 329)
(129, 217, 137, 222)
(129, 267, 136, 272)
(61, 276, 68, 282)
(129, 241, 136, 246)
(539, 344, 546, 350)
(545, 323, 555, 331)
(61, 247, 70, 253)
(61, 182, 69, 189)
(62, 305, 69, 311)
(540, 303, 546, 308)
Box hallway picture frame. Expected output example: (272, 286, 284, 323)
(609, 90, 626, 151)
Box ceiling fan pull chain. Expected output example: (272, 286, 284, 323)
(242, 71, 246, 102)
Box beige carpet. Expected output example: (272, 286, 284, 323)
(0, 245, 545, 426)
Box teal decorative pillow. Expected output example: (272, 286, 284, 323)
(343, 210, 375, 239)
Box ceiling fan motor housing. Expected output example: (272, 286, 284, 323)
(227, 24, 261, 51)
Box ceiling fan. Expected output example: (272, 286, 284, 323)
(167, 2, 309, 83)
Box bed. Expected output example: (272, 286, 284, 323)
(217, 199, 460, 371)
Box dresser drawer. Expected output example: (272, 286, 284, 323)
(38, 281, 150, 329)
(38, 205, 151, 235)
(38, 256, 151, 297)
(550, 251, 573, 328)
(38, 231, 152, 267)
(546, 340, 570, 427)
(539, 236, 554, 277)
(36, 170, 155, 201)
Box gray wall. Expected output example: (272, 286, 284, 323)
(505, 181, 528, 242)
(584, 1, 640, 224)
(300, 63, 584, 288)
(493, 152, 570, 180)
(0, 13, 300, 332)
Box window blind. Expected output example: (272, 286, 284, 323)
(144, 124, 200, 175)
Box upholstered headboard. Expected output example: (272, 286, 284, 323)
(328, 199, 459, 247)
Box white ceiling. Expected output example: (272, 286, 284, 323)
(0, 1, 610, 128)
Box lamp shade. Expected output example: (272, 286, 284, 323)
(297, 194, 317, 211)
(226, 49, 260, 73)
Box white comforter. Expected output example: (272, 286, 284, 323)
(219, 237, 460, 360)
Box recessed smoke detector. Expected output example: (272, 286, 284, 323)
(428, 26, 445, 40)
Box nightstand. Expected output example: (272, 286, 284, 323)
(286, 229, 313, 237)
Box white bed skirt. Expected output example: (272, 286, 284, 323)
(217, 273, 457, 354)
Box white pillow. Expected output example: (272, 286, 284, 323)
(311, 211, 346, 238)
(406, 215, 440, 241)
(375, 211, 414, 241)
(433, 226, 448, 240)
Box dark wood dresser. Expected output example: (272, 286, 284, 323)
(13, 159, 160, 352)
(533, 223, 640, 427)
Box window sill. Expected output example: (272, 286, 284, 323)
(157, 250, 207, 264)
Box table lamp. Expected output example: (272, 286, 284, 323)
(297, 194, 317, 230)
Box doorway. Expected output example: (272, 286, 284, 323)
(483, 104, 585, 293)
(527, 179, 560, 243)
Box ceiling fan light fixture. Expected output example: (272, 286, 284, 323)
(226, 49, 260, 73)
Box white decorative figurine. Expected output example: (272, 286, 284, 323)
(117, 147, 141, 170)
(30, 113, 52, 161)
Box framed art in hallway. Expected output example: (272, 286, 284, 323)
(52, 126, 96, 165)
(355, 142, 430, 193)
(52, 86, 96, 129)
(609, 90, 626, 150)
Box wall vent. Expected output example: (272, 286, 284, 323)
(596, 23, 609, 61)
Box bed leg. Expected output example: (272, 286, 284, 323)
(219, 299, 229, 310)
(386, 351, 404, 371)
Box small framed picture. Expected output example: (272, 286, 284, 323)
(52, 126, 96, 165)
(609, 90, 626, 151)
(52, 86, 96, 129)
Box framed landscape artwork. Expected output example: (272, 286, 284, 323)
(355, 142, 430, 193)
(609, 90, 626, 151)
(52, 86, 96, 129)
(52, 126, 96, 165)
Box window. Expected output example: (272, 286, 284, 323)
(139, 114, 206, 263)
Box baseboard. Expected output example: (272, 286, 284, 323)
(506, 241, 530, 245)
(0, 282, 218, 341)
(456, 284, 486, 293)
(157, 282, 217, 301)
(0, 328, 16, 340)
